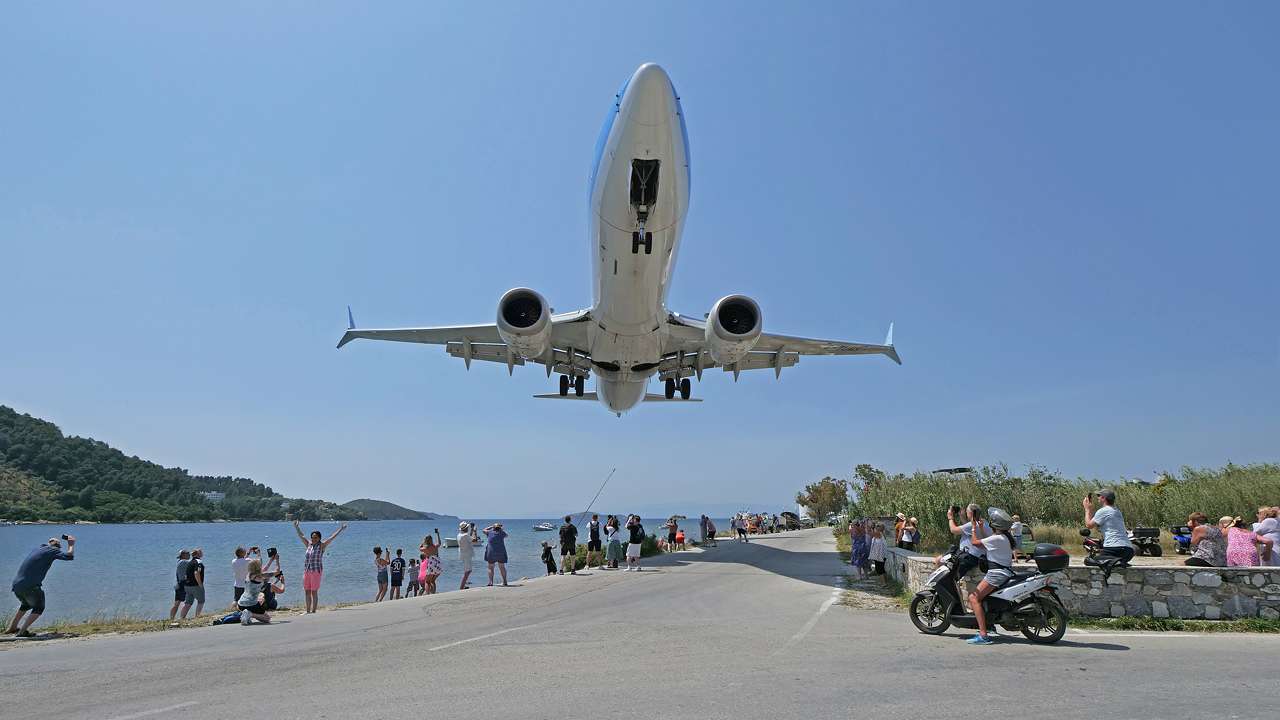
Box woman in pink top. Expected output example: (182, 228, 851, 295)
(1225, 517, 1273, 567)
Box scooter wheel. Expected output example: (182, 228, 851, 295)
(1148, 544, 1162, 557)
(909, 593, 951, 635)
(1021, 599, 1068, 645)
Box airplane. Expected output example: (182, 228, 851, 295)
(338, 63, 900, 416)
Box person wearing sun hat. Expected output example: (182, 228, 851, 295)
(457, 521, 479, 590)
(894, 513, 906, 547)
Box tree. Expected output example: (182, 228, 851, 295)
(796, 476, 849, 521)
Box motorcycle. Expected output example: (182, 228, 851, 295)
(1171, 525, 1193, 555)
(1079, 528, 1132, 580)
(908, 543, 1071, 644)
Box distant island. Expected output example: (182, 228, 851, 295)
(0, 405, 389, 524)
(342, 498, 439, 521)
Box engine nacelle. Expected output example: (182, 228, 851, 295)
(705, 294, 762, 365)
(496, 287, 552, 360)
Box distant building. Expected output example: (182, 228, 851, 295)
(280, 502, 290, 509)
(201, 492, 225, 502)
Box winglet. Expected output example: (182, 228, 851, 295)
(884, 322, 893, 348)
(348, 306, 356, 330)
(883, 323, 901, 365)
(337, 307, 357, 349)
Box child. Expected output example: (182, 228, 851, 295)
(675, 529, 686, 551)
(541, 540, 558, 576)
(406, 558, 420, 597)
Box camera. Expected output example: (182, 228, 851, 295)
(267, 547, 277, 558)
(949, 505, 962, 518)
(61, 534, 70, 540)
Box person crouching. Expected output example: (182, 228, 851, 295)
(237, 559, 283, 625)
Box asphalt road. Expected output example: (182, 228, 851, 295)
(1, 528, 1274, 719)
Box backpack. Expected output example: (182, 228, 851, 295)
(213, 611, 243, 625)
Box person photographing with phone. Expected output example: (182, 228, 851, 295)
(7, 535, 75, 637)
(1083, 489, 1134, 569)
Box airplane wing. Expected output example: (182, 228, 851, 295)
(664, 312, 899, 379)
(337, 307, 595, 374)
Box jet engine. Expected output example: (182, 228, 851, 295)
(704, 294, 762, 365)
(496, 287, 552, 359)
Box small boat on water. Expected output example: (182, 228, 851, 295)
(443, 537, 483, 549)
(532, 522, 557, 531)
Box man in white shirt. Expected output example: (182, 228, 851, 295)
(457, 522, 478, 590)
(231, 546, 259, 603)
(1084, 489, 1134, 567)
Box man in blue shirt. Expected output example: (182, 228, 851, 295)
(7, 536, 75, 638)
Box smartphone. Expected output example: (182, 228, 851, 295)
(267, 548, 277, 558)
(61, 534, 69, 540)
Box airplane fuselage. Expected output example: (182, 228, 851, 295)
(586, 64, 690, 413)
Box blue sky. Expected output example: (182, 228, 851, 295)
(2, 3, 1276, 517)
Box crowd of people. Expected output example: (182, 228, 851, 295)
(7, 510, 821, 635)
(1181, 508, 1278, 568)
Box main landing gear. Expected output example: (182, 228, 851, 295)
(664, 378, 692, 400)
(559, 375, 585, 397)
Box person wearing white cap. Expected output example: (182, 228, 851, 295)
(457, 521, 479, 590)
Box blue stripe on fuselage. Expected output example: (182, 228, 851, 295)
(588, 75, 631, 205)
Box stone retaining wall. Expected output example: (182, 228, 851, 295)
(883, 547, 1280, 620)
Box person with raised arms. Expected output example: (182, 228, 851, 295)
(293, 520, 347, 614)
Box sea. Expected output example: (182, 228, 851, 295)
(0, 517, 730, 622)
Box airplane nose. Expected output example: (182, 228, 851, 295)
(624, 63, 677, 126)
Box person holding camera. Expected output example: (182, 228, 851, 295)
(966, 508, 1017, 646)
(237, 559, 283, 625)
(7, 535, 75, 638)
(232, 546, 262, 603)
(937, 504, 987, 581)
(419, 529, 443, 595)
(457, 521, 479, 590)
(1083, 489, 1134, 568)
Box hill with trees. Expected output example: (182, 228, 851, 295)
(0, 405, 360, 523)
(341, 498, 433, 520)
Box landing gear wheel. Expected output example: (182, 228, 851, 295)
(643, 232, 652, 255)
(632, 232, 640, 254)
(908, 593, 951, 635)
(1020, 600, 1068, 645)
(559, 375, 569, 396)
(680, 378, 691, 400)
(664, 378, 676, 399)
(574, 376, 584, 397)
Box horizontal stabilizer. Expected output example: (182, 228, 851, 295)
(533, 393, 702, 403)
(641, 394, 702, 402)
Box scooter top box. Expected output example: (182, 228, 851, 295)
(1032, 543, 1071, 572)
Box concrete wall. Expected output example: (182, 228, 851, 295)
(883, 547, 1280, 621)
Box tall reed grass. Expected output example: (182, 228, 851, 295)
(850, 462, 1280, 554)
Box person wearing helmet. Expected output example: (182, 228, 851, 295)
(966, 508, 1016, 645)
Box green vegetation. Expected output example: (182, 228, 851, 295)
(1068, 616, 1280, 633)
(797, 476, 848, 524)
(847, 462, 1280, 554)
(0, 405, 359, 523)
(341, 498, 430, 520)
